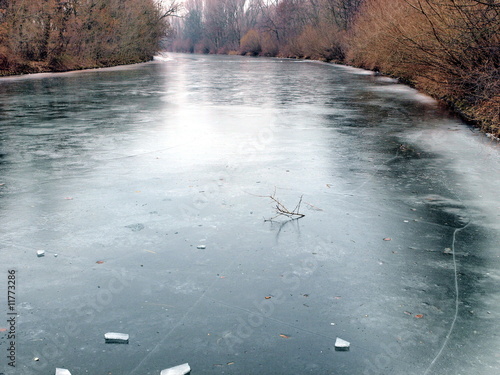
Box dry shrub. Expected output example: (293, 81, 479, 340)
(348, 0, 500, 134)
(474, 95, 500, 134)
(260, 32, 279, 57)
(0, 44, 14, 74)
(280, 37, 302, 58)
(468, 95, 500, 136)
(296, 23, 345, 62)
(1, 0, 167, 75)
(194, 42, 210, 54)
(240, 29, 261, 56)
(347, 0, 419, 79)
(216, 45, 230, 54)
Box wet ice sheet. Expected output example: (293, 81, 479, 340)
(0, 53, 499, 375)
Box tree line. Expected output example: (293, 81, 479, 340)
(170, 0, 499, 134)
(0, 0, 174, 75)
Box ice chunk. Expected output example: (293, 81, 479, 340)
(196, 245, 206, 249)
(37, 250, 45, 257)
(55, 368, 72, 375)
(160, 363, 191, 375)
(104, 332, 129, 344)
(335, 337, 350, 351)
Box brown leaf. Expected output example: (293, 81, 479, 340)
(279, 334, 290, 339)
(265, 296, 272, 299)
(96, 261, 105, 264)
(0, 328, 7, 332)
(415, 314, 424, 318)
(383, 238, 392, 241)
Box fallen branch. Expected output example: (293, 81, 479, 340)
(264, 189, 305, 221)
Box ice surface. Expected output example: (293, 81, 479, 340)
(160, 363, 191, 375)
(3, 53, 499, 375)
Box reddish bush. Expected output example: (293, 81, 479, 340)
(240, 29, 261, 56)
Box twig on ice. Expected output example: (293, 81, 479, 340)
(264, 188, 305, 221)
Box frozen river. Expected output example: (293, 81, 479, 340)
(0, 53, 499, 374)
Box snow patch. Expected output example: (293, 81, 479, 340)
(370, 84, 437, 105)
(154, 54, 174, 62)
(333, 64, 375, 75)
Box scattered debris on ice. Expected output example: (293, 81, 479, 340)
(335, 337, 350, 351)
(55, 368, 72, 375)
(443, 247, 453, 255)
(486, 133, 500, 141)
(126, 223, 145, 232)
(37, 250, 45, 257)
(104, 332, 129, 344)
(160, 363, 191, 375)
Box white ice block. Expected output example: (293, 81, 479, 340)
(335, 337, 350, 351)
(104, 332, 129, 343)
(37, 250, 45, 257)
(160, 363, 191, 375)
(55, 368, 72, 375)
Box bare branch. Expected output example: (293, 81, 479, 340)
(264, 190, 305, 221)
(158, 0, 182, 20)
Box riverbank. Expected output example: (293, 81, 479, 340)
(0, 0, 167, 78)
(0, 56, 155, 77)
